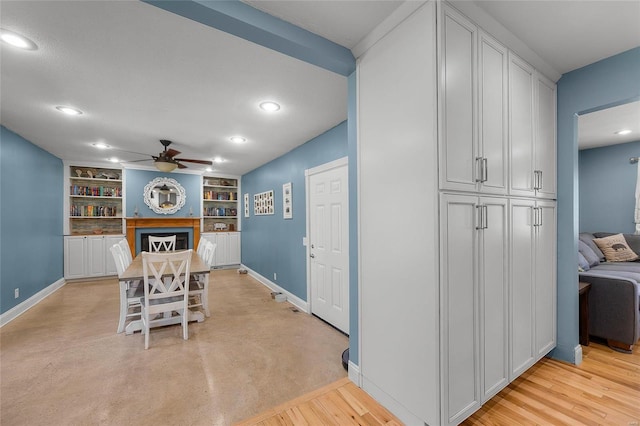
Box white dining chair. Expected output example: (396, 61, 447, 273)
(189, 241, 216, 317)
(196, 237, 207, 258)
(118, 238, 133, 266)
(140, 250, 192, 349)
(148, 235, 176, 252)
(110, 244, 144, 334)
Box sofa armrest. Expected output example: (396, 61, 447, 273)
(578, 273, 640, 346)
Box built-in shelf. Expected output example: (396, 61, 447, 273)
(202, 176, 239, 232)
(68, 165, 123, 235)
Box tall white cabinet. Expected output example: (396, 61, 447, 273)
(358, 2, 556, 425)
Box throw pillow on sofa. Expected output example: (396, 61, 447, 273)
(593, 233, 639, 262)
(578, 240, 600, 267)
(577, 252, 590, 272)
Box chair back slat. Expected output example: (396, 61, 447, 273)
(109, 244, 127, 277)
(148, 235, 176, 252)
(142, 250, 191, 299)
(118, 239, 133, 266)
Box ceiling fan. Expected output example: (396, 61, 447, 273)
(124, 140, 213, 172)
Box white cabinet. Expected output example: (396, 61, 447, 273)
(439, 5, 508, 195)
(64, 236, 87, 279)
(440, 194, 508, 424)
(200, 232, 241, 267)
(509, 54, 557, 199)
(510, 199, 556, 379)
(64, 235, 124, 279)
(535, 74, 557, 198)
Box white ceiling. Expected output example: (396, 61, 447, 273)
(578, 101, 640, 150)
(1, 1, 639, 175)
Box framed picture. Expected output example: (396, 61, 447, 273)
(244, 193, 249, 218)
(283, 182, 292, 219)
(254, 190, 274, 215)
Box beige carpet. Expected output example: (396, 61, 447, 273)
(0, 269, 348, 425)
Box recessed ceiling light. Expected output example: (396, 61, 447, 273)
(259, 101, 280, 112)
(205, 167, 213, 172)
(56, 106, 83, 116)
(213, 156, 225, 164)
(108, 157, 119, 163)
(615, 129, 632, 135)
(92, 142, 110, 149)
(230, 136, 246, 143)
(0, 29, 37, 50)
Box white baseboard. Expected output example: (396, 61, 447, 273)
(241, 264, 309, 313)
(1, 278, 66, 327)
(348, 360, 362, 387)
(574, 344, 583, 365)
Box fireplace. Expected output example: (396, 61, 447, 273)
(125, 217, 201, 255)
(140, 232, 189, 252)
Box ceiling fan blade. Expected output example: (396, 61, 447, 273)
(174, 158, 214, 165)
(177, 162, 188, 169)
(165, 148, 181, 157)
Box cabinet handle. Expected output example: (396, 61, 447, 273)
(533, 170, 543, 190)
(533, 207, 543, 227)
(476, 205, 483, 230)
(482, 158, 488, 183)
(483, 205, 488, 229)
(475, 157, 483, 183)
(538, 207, 543, 227)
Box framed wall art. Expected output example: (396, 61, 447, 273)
(253, 190, 274, 215)
(283, 182, 292, 219)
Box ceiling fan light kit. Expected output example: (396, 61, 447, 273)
(154, 160, 178, 172)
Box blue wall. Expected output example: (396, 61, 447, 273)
(241, 122, 348, 300)
(1, 126, 64, 314)
(579, 140, 640, 234)
(124, 169, 201, 218)
(556, 47, 640, 362)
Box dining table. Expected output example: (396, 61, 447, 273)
(120, 249, 210, 335)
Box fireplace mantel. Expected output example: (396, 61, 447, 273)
(125, 217, 200, 254)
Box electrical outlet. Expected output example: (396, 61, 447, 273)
(14, 288, 19, 299)
(273, 273, 277, 281)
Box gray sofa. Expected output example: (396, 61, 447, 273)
(578, 232, 640, 353)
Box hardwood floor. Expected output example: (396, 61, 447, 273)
(239, 340, 640, 425)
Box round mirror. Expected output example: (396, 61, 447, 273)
(143, 177, 186, 215)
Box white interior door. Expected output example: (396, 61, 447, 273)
(308, 159, 349, 333)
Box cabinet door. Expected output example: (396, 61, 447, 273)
(64, 236, 87, 279)
(509, 199, 536, 379)
(509, 54, 535, 197)
(214, 233, 229, 266)
(535, 74, 557, 199)
(104, 235, 123, 276)
(535, 201, 557, 357)
(479, 197, 509, 401)
(478, 32, 508, 195)
(227, 232, 241, 265)
(86, 236, 106, 277)
(439, 5, 477, 192)
(440, 194, 480, 425)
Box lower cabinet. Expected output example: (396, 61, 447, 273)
(64, 235, 124, 279)
(440, 194, 509, 424)
(200, 232, 241, 267)
(510, 199, 557, 379)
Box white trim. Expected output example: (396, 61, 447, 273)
(305, 156, 348, 177)
(241, 264, 309, 313)
(352, 1, 428, 59)
(1, 278, 66, 327)
(362, 377, 426, 426)
(574, 344, 583, 365)
(348, 360, 362, 387)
